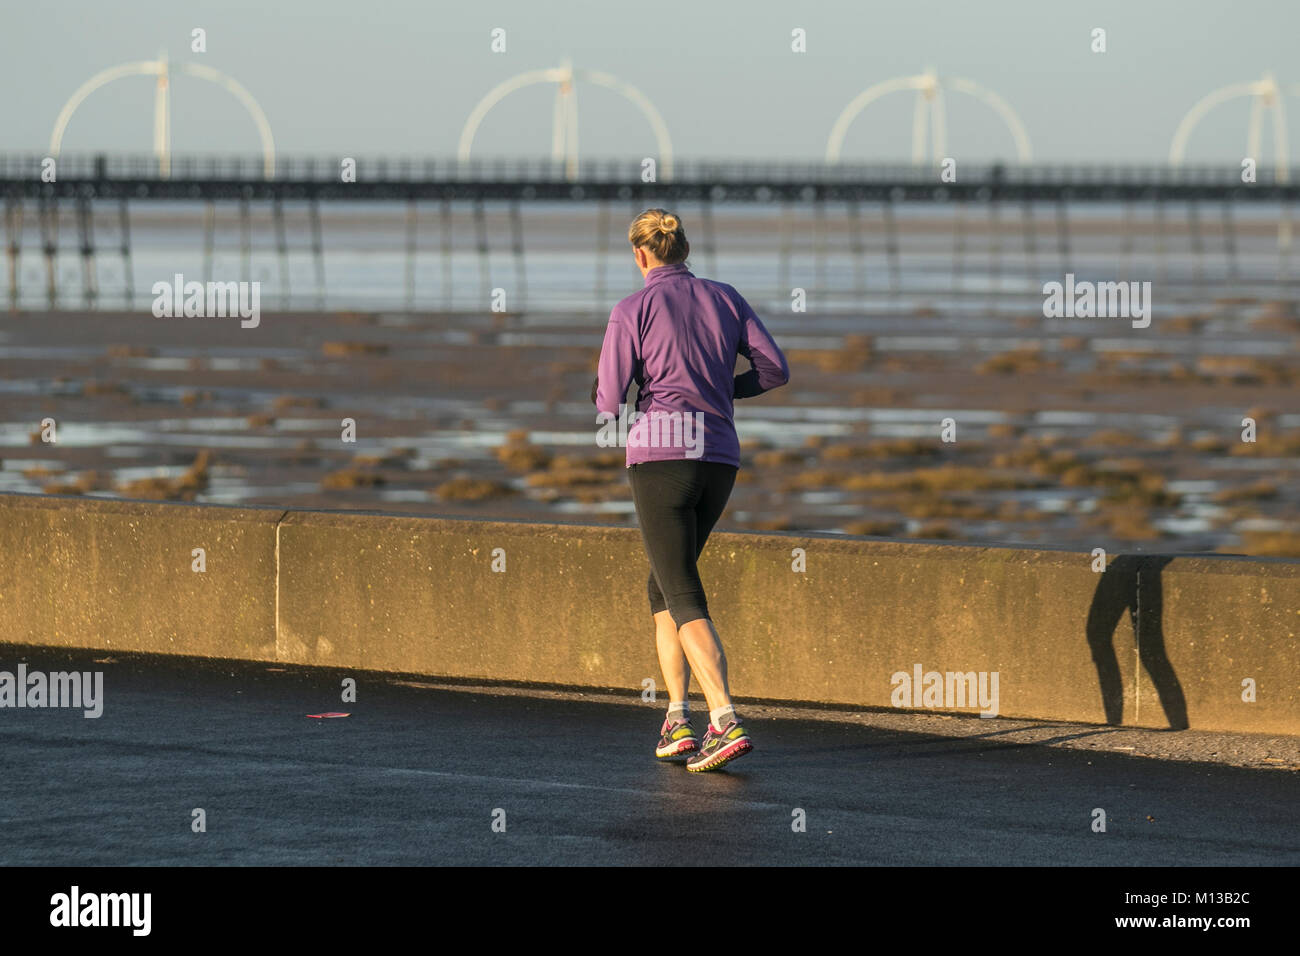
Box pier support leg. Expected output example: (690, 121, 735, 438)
(309, 198, 325, 310)
(77, 194, 97, 309)
(239, 195, 252, 285)
(4, 195, 21, 312)
(1055, 197, 1070, 279)
(812, 197, 825, 299)
(778, 200, 793, 297)
(473, 198, 489, 308)
(40, 196, 57, 308)
(595, 198, 609, 310)
(1279, 202, 1294, 285)
(405, 197, 417, 310)
(440, 198, 453, 311)
(952, 197, 966, 297)
(510, 198, 526, 312)
(987, 196, 1001, 315)
(847, 199, 865, 305)
(1187, 200, 1204, 292)
(202, 201, 216, 285)
(1221, 199, 1238, 284)
(273, 197, 290, 309)
(884, 197, 901, 298)
(1021, 199, 1037, 288)
(1154, 198, 1167, 288)
(1119, 199, 1133, 284)
(118, 197, 133, 309)
(701, 196, 716, 279)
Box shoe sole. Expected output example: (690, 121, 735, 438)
(686, 737, 752, 772)
(655, 740, 698, 759)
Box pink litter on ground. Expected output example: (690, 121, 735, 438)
(307, 712, 351, 719)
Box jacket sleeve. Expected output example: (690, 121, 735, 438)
(733, 291, 790, 399)
(594, 308, 638, 417)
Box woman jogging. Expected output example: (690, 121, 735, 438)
(592, 208, 790, 772)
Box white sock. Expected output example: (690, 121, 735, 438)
(710, 705, 736, 730)
(667, 701, 689, 722)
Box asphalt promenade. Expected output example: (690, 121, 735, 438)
(1, 647, 1296, 866)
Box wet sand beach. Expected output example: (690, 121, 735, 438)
(2, 299, 1297, 555)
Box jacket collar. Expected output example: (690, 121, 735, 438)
(644, 262, 692, 285)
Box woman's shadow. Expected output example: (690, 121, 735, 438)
(1085, 555, 1188, 729)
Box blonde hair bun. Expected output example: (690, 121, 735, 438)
(627, 208, 689, 264)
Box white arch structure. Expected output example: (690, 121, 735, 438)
(826, 68, 1032, 165)
(458, 59, 673, 180)
(50, 52, 277, 179)
(1169, 72, 1289, 182)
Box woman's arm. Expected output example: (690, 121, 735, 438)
(594, 310, 638, 416)
(734, 292, 790, 399)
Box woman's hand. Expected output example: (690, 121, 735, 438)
(733, 369, 762, 399)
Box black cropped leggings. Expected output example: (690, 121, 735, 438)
(627, 459, 738, 627)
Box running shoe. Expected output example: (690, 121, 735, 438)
(655, 716, 699, 759)
(685, 718, 752, 772)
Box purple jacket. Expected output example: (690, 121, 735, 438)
(594, 262, 790, 467)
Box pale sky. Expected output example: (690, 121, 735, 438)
(1, 0, 1295, 165)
